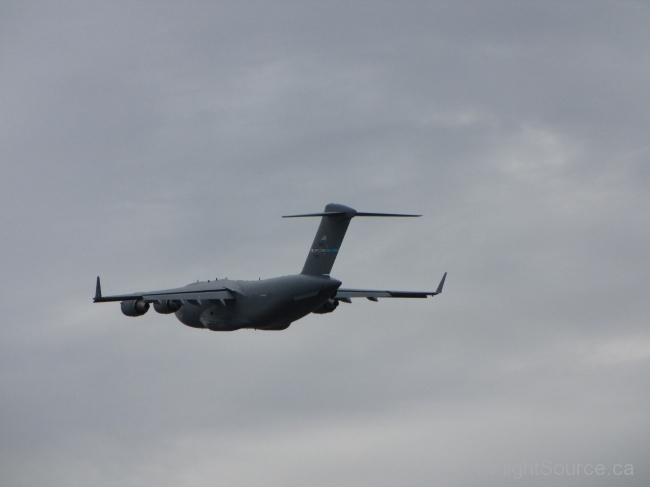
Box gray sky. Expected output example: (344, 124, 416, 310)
(1, 1, 649, 486)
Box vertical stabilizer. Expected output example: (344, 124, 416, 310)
(283, 203, 356, 275)
(301, 204, 355, 275)
(282, 203, 421, 276)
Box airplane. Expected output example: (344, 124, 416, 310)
(94, 203, 446, 331)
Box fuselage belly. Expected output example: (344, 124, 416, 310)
(174, 274, 341, 331)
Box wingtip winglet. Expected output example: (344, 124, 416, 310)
(435, 272, 447, 294)
(94, 276, 102, 302)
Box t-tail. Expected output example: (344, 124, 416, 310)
(283, 203, 421, 276)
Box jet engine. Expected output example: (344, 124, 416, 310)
(153, 300, 181, 314)
(312, 299, 339, 314)
(121, 299, 150, 317)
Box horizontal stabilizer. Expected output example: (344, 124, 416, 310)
(355, 212, 421, 217)
(283, 212, 347, 218)
(283, 211, 421, 218)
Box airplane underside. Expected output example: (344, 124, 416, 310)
(174, 302, 295, 331)
(173, 275, 341, 331)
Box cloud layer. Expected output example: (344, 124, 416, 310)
(1, 2, 648, 485)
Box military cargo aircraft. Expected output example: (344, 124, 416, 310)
(94, 203, 446, 331)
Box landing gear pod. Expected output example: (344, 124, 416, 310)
(312, 298, 339, 314)
(121, 299, 150, 317)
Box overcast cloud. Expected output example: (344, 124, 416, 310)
(1, 1, 649, 486)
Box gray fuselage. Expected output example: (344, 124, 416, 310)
(174, 274, 341, 331)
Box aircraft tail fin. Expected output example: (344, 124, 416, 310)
(283, 203, 420, 276)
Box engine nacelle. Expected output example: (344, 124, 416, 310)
(121, 299, 150, 317)
(153, 300, 181, 314)
(312, 299, 339, 314)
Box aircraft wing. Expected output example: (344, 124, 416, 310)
(141, 289, 234, 305)
(93, 277, 235, 304)
(335, 272, 446, 301)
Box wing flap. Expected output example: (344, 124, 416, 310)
(335, 289, 433, 299)
(145, 289, 234, 303)
(93, 276, 236, 303)
(335, 272, 447, 300)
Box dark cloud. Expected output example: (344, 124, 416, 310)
(1, 1, 649, 485)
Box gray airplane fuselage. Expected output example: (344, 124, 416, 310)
(175, 274, 341, 331)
